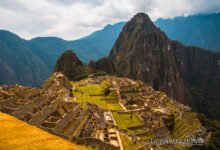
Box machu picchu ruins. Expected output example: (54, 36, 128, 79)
(0, 73, 209, 150)
(1, 6, 220, 150)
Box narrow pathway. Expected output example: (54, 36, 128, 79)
(110, 111, 124, 150)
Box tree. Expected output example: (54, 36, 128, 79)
(126, 99, 136, 106)
(104, 87, 111, 96)
(126, 99, 136, 109)
(130, 114, 133, 123)
(121, 95, 126, 99)
(163, 114, 175, 132)
(69, 91, 73, 97)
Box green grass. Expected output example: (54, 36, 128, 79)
(72, 80, 123, 110)
(100, 80, 108, 88)
(120, 133, 142, 150)
(75, 84, 104, 95)
(138, 133, 155, 140)
(171, 112, 201, 139)
(112, 112, 143, 130)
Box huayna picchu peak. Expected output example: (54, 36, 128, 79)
(127, 13, 157, 30)
(1, 11, 220, 150)
(109, 13, 220, 121)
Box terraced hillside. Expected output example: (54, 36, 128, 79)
(70, 76, 209, 150)
(0, 74, 209, 150)
(72, 78, 123, 110)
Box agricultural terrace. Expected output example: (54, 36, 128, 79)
(120, 88, 142, 96)
(111, 112, 143, 130)
(111, 112, 154, 140)
(120, 133, 143, 150)
(71, 79, 123, 110)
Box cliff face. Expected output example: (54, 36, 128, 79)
(109, 13, 220, 119)
(109, 13, 188, 103)
(172, 42, 220, 118)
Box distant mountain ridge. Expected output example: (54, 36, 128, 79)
(0, 22, 125, 87)
(155, 12, 220, 52)
(1, 12, 220, 87)
(0, 30, 50, 87)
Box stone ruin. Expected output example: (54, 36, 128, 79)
(0, 75, 122, 150)
(0, 85, 121, 150)
(71, 103, 121, 150)
(0, 75, 208, 150)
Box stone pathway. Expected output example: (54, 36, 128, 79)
(109, 111, 124, 150)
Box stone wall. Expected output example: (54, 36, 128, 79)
(66, 109, 87, 137)
(28, 97, 64, 126)
(55, 105, 80, 132)
(75, 115, 89, 138)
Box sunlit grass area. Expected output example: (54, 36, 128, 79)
(120, 133, 142, 150)
(72, 79, 123, 110)
(112, 112, 144, 130)
(76, 84, 104, 95)
(0, 112, 87, 150)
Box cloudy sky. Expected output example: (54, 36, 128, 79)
(0, 0, 220, 40)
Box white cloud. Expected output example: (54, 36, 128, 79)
(0, 0, 219, 40)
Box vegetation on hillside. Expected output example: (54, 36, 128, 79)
(0, 22, 125, 87)
(163, 114, 175, 132)
(155, 12, 220, 52)
(88, 57, 116, 75)
(190, 114, 220, 150)
(54, 50, 89, 81)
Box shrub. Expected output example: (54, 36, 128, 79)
(163, 114, 175, 132)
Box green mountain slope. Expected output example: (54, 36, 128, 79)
(155, 12, 220, 52)
(0, 22, 125, 87)
(0, 30, 50, 87)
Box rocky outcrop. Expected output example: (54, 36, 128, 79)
(54, 50, 89, 81)
(109, 13, 220, 120)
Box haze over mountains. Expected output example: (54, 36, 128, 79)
(155, 12, 220, 52)
(1, 11, 220, 150)
(0, 12, 220, 87)
(0, 22, 124, 87)
(53, 13, 220, 121)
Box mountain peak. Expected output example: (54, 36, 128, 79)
(132, 13, 152, 22)
(121, 13, 156, 34)
(130, 13, 154, 28)
(54, 50, 89, 81)
(109, 13, 164, 60)
(109, 12, 220, 121)
(54, 50, 83, 71)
